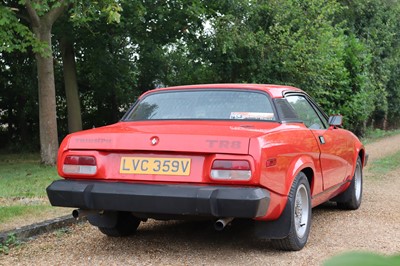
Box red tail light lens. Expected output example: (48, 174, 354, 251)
(64, 156, 96, 166)
(210, 160, 251, 181)
(63, 155, 97, 175)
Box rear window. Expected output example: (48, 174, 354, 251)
(124, 90, 275, 121)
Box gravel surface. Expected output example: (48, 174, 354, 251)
(1, 135, 400, 265)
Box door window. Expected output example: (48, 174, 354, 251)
(286, 95, 327, 130)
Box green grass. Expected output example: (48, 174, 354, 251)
(0, 153, 62, 230)
(368, 150, 400, 176)
(0, 153, 59, 198)
(362, 128, 400, 144)
(0, 205, 54, 224)
(324, 252, 400, 266)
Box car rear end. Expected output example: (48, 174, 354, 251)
(48, 122, 275, 218)
(46, 86, 282, 232)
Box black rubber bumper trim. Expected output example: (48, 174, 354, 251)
(46, 180, 270, 218)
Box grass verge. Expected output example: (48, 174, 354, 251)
(368, 150, 400, 177)
(0, 153, 58, 198)
(0, 205, 55, 225)
(362, 128, 400, 144)
(0, 153, 68, 231)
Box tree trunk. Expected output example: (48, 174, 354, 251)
(26, 0, 66, 165)
(60, 36, 83, 133)
(34, 25, 59, 165)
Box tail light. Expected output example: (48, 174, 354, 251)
(62, 155, 97, 175)
(210, 160, 251, 181)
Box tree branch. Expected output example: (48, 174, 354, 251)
(25, 0, 40, 27)
(44, 0, 67, 26)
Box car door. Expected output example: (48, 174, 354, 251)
(285, 94, 349, 190)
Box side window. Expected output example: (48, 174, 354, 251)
(312, 103, 329, 129)
(286, 95, 327, 130)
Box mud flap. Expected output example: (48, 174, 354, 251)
(254, 198, 292, 239)
(87, 211, 118, 228)
(331, 180, 352, 203)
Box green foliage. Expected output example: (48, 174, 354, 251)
(340, 0, 400, 130)
(0, 50, 39, 151)
(103, 3, 122, 23)
(0, 5, 45, 53)
(0, 1, 123, 54)
(69, 0, 123, 25)
(2, 0, 400, 148)
(324, 252, 400, 266)
(260, 0, 350, 99)
(1, 0, 125, 147)
(164, 0, 400, 135)
(0, 233, 19, 255)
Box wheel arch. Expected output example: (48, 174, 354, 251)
(285, 155, 316, 196)
(351, 146, 366, 178)
(358, 148, 366, 166)
(301, 167, 314, 193)
(255, 167, 312, 245)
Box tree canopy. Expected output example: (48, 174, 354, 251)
(1, 0, 400, 154)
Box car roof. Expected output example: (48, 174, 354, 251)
(142, 84, 305, 98)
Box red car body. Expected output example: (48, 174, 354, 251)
(47, 84, 366, 250)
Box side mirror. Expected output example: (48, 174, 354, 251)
(328, 115, 343, 126)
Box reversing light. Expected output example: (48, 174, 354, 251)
(210, 160, 251, 181)
(63, 155, 97, 175)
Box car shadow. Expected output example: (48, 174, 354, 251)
(90, 202, 348, 255)
(95, 219, 278, 254)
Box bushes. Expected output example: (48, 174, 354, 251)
(165, 0, 400, 136)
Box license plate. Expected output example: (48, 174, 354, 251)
(120, 157, 191, 176)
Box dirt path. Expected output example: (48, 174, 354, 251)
(1, 136, 400, 265)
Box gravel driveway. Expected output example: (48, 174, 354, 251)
(2, 134, 400, 266)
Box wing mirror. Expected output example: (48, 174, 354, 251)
(328, 115, 343, 126)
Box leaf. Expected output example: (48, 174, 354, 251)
(324, 252, 400, 266)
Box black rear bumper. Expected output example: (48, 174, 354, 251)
(46, 180, 270, 218)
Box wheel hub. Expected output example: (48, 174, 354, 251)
(294, 184, 309, 238)
(295, 199, 303, 222)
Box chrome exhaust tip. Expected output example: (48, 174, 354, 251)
(214, 217, 234, 231)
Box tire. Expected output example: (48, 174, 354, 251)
(271, 172, 312, 251)
(98, 212, 141, 237)
(337, 157, 363, 210)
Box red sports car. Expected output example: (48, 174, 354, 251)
(47, 84, 366, 251)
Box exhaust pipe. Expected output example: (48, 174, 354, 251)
(72, 209, 99, 220)
(214, 217, 234, 231)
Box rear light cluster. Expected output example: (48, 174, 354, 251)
(63, 155, 97, 175)
(210, 160, 251, 181)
